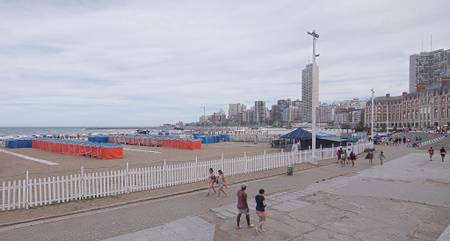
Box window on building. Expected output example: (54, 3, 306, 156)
(448, 108, 450, 118)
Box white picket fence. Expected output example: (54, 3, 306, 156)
(418, 135, 448, 148)
(0, 142, 372, 211)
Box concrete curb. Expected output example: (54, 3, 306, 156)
(0, 161, 334, 229)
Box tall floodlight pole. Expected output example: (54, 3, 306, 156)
(370, 89, 375, 141)
(307, 30, 319, 161)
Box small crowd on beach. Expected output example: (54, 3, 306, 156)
(335, 147, 385, 167)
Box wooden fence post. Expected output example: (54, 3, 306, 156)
(25, 170, 29, 209)
(163, 160, 167, 187)
(80, 166, 85, 199)
(244, 152, 248, 173)
(320, 145, 323, 160)
(332, 144, 334, 159)
(126, 163, 129, 193)
(195, 156, 198, 182)
(263, 150, 267, 169)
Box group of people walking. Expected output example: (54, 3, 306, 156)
(336, 147, 385, 166)
(236, 184, 267, 233)
(365, 150, 385, 166)
(427, 146, 447, 162)
(206, 168, 228, 197)
(206, 168, 268, 233)
(336, 147, 357, 167)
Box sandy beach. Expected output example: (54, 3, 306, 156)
(0, 142, 277, 180)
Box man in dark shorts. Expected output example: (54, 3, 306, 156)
(440, 146, 446, 162)
(337, 147, 343, 163)
(236, 184, 253, 229)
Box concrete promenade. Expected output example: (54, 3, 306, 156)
(0, 146, 449, 241)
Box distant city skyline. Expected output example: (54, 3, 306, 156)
(1, 0, 449, 126)
(199, 97, 366, 128)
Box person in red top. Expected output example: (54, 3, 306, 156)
(428, 147, 434, 161)
(236, 184, 254, 229)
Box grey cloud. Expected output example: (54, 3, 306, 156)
(0, 0, 449, 126)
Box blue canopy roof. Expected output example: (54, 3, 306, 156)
(280, 128, 346, 142)
(280, 128, 312, 140)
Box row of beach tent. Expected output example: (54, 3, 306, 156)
(32, 138, 123, 160)
(107, 135, 201, 150)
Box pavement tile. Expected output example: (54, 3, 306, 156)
(101, 216, 215, 241)
(297, 228, 363, 241)
(437, 225, 450, 241)
(271, 199, 310, 212)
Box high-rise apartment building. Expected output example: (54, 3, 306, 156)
(302, 64, 313, 122)
(243, 108, 255, 124)
(281, 106, 302, 124)
(254, 100, 267, 124)
(228, 103, 246, 122)
(409, 49, 450, 93)
(317, 104, 334, 123)
(292, 99, 303, 108)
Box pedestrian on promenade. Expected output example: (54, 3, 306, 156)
(217, 170, 228, 197)
(206, 168, 216, 196)
(236, 184, 254, 229)
(366, 150, 374, 165)
(440, 146, 446, 162)
(379, 151, 385, 165)
(255, 189, 267, 233)
(336, 147, 342, 163)
(345, 149, 350, 166)
(340, 149, 346, 167)
(350, 150, 356, 167)
(428, 147, 434, 161)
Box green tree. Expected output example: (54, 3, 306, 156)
(355, 121, 365, 132)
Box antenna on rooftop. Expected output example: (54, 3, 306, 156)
(421, 40, 423, 52)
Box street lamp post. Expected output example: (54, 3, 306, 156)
(307, 30, 319, 161)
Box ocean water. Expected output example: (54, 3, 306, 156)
(0, 127, 141, 138)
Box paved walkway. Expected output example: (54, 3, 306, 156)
(212, 153, 450, 241)
(0, 146, 449, 241)
(102, 216, 214, 241)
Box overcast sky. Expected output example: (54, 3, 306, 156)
(1, 0, 449, 126)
